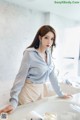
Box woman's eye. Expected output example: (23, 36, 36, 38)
(51, 38, 54, 41)
(45, 37, 48, 39)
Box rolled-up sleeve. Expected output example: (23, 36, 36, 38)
(49, 69, 64, 97)
(9, 50, 31, 108)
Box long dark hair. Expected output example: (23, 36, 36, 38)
(27, 25, 56, 53)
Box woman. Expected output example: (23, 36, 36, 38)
(0, 25, 71, 114)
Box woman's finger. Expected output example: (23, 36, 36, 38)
(0, 105, 14, 114)
(63, 94, 72, 99)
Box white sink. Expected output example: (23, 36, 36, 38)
(33, 100, 80, 120)
(9, 95, 80, 120)
(34, 100, 75, 114)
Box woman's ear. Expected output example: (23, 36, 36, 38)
(39, 35, 42, 41)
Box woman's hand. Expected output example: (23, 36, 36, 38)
(60, 94, 72, 99)
(0, 105, 14, 114)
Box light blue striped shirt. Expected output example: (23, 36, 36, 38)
(9, 48, 63, 108)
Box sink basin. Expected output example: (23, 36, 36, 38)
(34, 101, 74, 114)
(34, 99, 77, 115)
(33, 100, 80, 120)
(9, 96, 80, 120)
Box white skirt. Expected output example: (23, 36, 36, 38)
(18, 80, 53, 105)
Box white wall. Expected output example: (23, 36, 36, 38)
(0, 0, 80, 83)
(45, 13, 80, 78)
(0, 1, 45, 82)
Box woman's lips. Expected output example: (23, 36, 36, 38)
(46, 45, 50, 47)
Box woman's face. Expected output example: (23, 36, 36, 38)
(39, 31, 54, 49)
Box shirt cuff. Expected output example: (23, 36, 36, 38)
(58, 92, 64, 97)
(9, 98, 18, 109)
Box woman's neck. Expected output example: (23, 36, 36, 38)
(37, 47, 46, 54)
(37, 47, 47, 62)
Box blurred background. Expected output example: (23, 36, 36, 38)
(0, 0, 80, 104)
